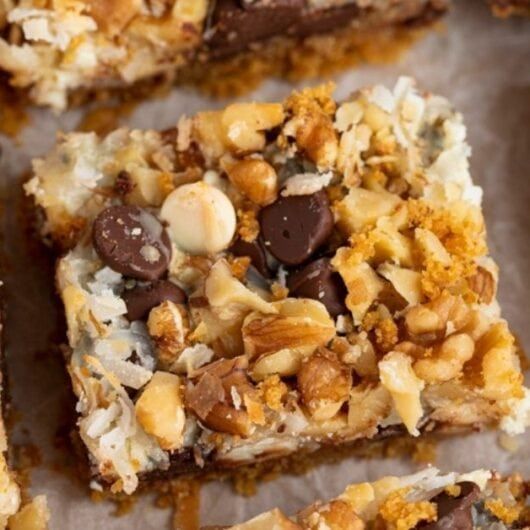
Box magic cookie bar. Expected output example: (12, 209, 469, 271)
(26, 78, 529, 494)
(206, 467, 530, 530)
(0, 1, 449, 110)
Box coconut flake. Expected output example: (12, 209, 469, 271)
(281, 172, 333, 197)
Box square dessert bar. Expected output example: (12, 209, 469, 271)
(0, 1, 448, 110)
(26, 78, 529, 494)
(205, 467, 530, 529)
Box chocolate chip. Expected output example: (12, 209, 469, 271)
(93, 205, 172, 280)
(123, 280, 186, 321)
(287, 258, 347, 317)
(229, 237, 270, 277)
(260, 191, 333, 266)
(417, 482, 480, 530)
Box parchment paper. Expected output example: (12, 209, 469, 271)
(0, 1, 529, 527)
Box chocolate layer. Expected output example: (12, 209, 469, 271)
(206, 0, 448, 58)
(206, 0, 305, 57)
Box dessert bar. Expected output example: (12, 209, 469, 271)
(205, 467, 530, 529)
(0, 1, 449, 110)
(26, 78, 529, 494)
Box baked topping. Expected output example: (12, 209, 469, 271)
(92, 205, 171, 280)
(287, 257, 347, 317)
(123, 281, 187, 321)
(260, 191, 334, 265)
(26, 79, 528, 494)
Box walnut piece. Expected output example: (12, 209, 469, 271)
(413, 333, 474, 384)
(222, 103, 285, 153)
(242, 298, 335, 360)
(293, 113, 339, 169)
(297, 349, 352, 421)
(251, 348, 303, 380)
(135, 371, 185, 450)
(468, 265, 496, 305)
(147, 301, 187, 370)
(379, 351, 424, 436)
(185, 357, 255, 436)
(224, 158, 278, 206)
(334, 188, 401, 234)
(347, 384, 392, 434)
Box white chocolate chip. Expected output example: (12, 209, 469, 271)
(160, 182, 236, 255)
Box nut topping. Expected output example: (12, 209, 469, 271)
(297, 349, 352, 421)
(242, 298, 335, 359)
(225, 158, 278, 206)
(135, 371, 185, 450)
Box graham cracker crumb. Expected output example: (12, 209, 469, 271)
(379, 489, 436, 530)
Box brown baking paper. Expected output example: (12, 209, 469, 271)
(1, 2, 529, 528)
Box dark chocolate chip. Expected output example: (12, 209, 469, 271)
(229, 237, 270, 277)
(417, 482, 480, 530)
(93, 205, 172, 281)
(206, 0, 305, 58)
(260, 191, 333, 266)
(123, 280, 186, 321)
(287, 257, 346, 317)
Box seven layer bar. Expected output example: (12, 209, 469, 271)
(0, 0, 449, 110)
(204, 467, 530, 529)
(26, 78, 530, 494)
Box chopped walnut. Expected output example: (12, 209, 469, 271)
(297, 349, 352, 421)
(379, 351, 424, 436)
(147, 301, 188, 370)
(135, 371, 185, 450)
(468, 265, 496, 305)
(242, 298, 335, 360)
(185, 357, 257, 436)
(347, 384, 392, 434)
(413, 333, 474, 384)
(224, 158, 278, 206)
